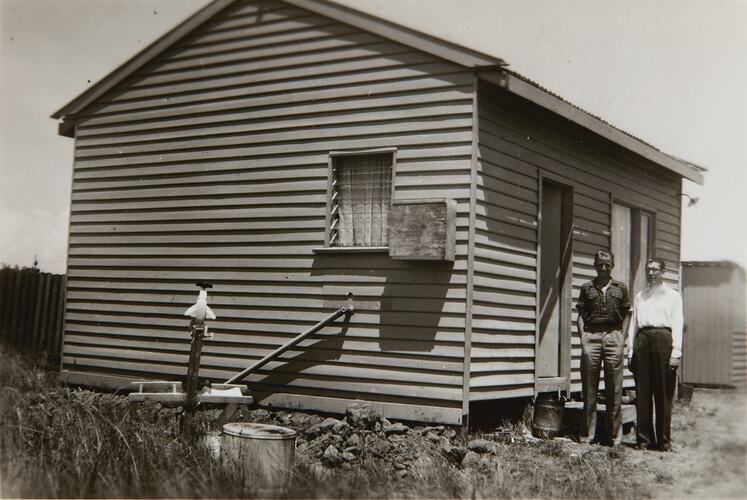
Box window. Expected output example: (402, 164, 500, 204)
(328, 152, 393, 247)
(611, 204, 632, 285)
(635, 212, 652, 290)
(611, 202, 654, 291)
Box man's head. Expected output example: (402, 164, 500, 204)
(593, 249, 614, 280)
(645, 257, 665, 286)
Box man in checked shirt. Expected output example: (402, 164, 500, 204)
(576, 249, 631, 446)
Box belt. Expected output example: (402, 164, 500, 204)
(586, 323, 622, 333)
(638, 326, 671, 333)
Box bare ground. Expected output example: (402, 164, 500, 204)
(623, 388, 747, 499)
(232, 388, 747, 499)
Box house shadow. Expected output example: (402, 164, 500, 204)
(379, 262, 453, 352)
(310, 252, 453, 354)
(244, 253, 458, 404)
(246, 315, 353, 405)
(239, 252, 454, 404)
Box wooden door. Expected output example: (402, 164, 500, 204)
(535, 179, 573, 394)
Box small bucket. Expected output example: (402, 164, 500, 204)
(678, 382, 694, 403)
(199, 431, 222, 459)
(532, 393, 565, 438)
(221, 423, 297, 491)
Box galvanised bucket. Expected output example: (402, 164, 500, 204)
(532, 393, 565, 438)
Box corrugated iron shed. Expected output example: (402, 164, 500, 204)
(681, 261, 746, 387)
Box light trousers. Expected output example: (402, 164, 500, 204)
(580, 328, 625, 444)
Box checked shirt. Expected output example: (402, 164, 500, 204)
(576, 279, 631, 326)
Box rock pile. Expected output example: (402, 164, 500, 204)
(235, 400, 514, 476)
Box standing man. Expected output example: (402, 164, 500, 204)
(627, 258, 683, 451)
(576, 249, 631, 446)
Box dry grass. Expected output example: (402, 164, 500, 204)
(1, 346, 655, 499)
(0, 349, 235, 498)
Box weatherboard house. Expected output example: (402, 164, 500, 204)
(53, 0, 705, 425)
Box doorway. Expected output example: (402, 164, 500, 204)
(535, 178, 573, 394)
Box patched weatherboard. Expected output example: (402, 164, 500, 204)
(388, 199, 457, 261)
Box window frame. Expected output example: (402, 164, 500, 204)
(322, 147, 397, 250)
(610, 197, 657, 290)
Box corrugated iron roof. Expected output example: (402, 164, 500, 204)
(51, 0, 706, 181)
(682, 261, 745, 269)
(505, 70, 707, 173)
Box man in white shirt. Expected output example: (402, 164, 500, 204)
(627, 258, 683, 451)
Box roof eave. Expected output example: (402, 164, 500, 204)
(51, 0, 234, 122)
(58, 119, 76, 138)
(285, 0, 504, 69)
(479, 70, 705, 184)
(49, 0, 705, 187)
(51, 0, 504, 129)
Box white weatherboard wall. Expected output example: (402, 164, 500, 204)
(63, 0, 476, 423)
(60, 0, 690, 422)
(472, 81, 683, 399)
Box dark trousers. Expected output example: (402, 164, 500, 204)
(633, 327, 677, 449)
(580, 328, 625, 444)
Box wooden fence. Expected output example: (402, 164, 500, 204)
(0, 267, 66, 358)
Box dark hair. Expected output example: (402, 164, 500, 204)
(594, 249, 614, 266)
(647, 257, 666, 271)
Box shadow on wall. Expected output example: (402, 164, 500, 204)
(248, 316, 352, 405)
(311, 252, 454, 354)
(247, 253, 454, 404)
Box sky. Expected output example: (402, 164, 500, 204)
(1, 0, 745, 274)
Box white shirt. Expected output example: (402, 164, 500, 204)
(627, 284, 684, 358)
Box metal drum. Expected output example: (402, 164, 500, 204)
(221, 423, 297, 491)
(532, 393, 565, 438)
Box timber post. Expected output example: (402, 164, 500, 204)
(181, 321, 205, 436)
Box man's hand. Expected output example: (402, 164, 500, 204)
(669, 356, 681, 369)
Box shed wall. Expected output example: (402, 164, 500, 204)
(64, 0, 475, 423)
(471, 81, 683, 399)
(735, 270, 747, 386)
(681, 265, 747, 387)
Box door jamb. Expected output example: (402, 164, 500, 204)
(534, 173, 574, 396)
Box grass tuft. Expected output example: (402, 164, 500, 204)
(1, 346, 655, 498)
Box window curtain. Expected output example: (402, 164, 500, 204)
(335, 154, 391, 246)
